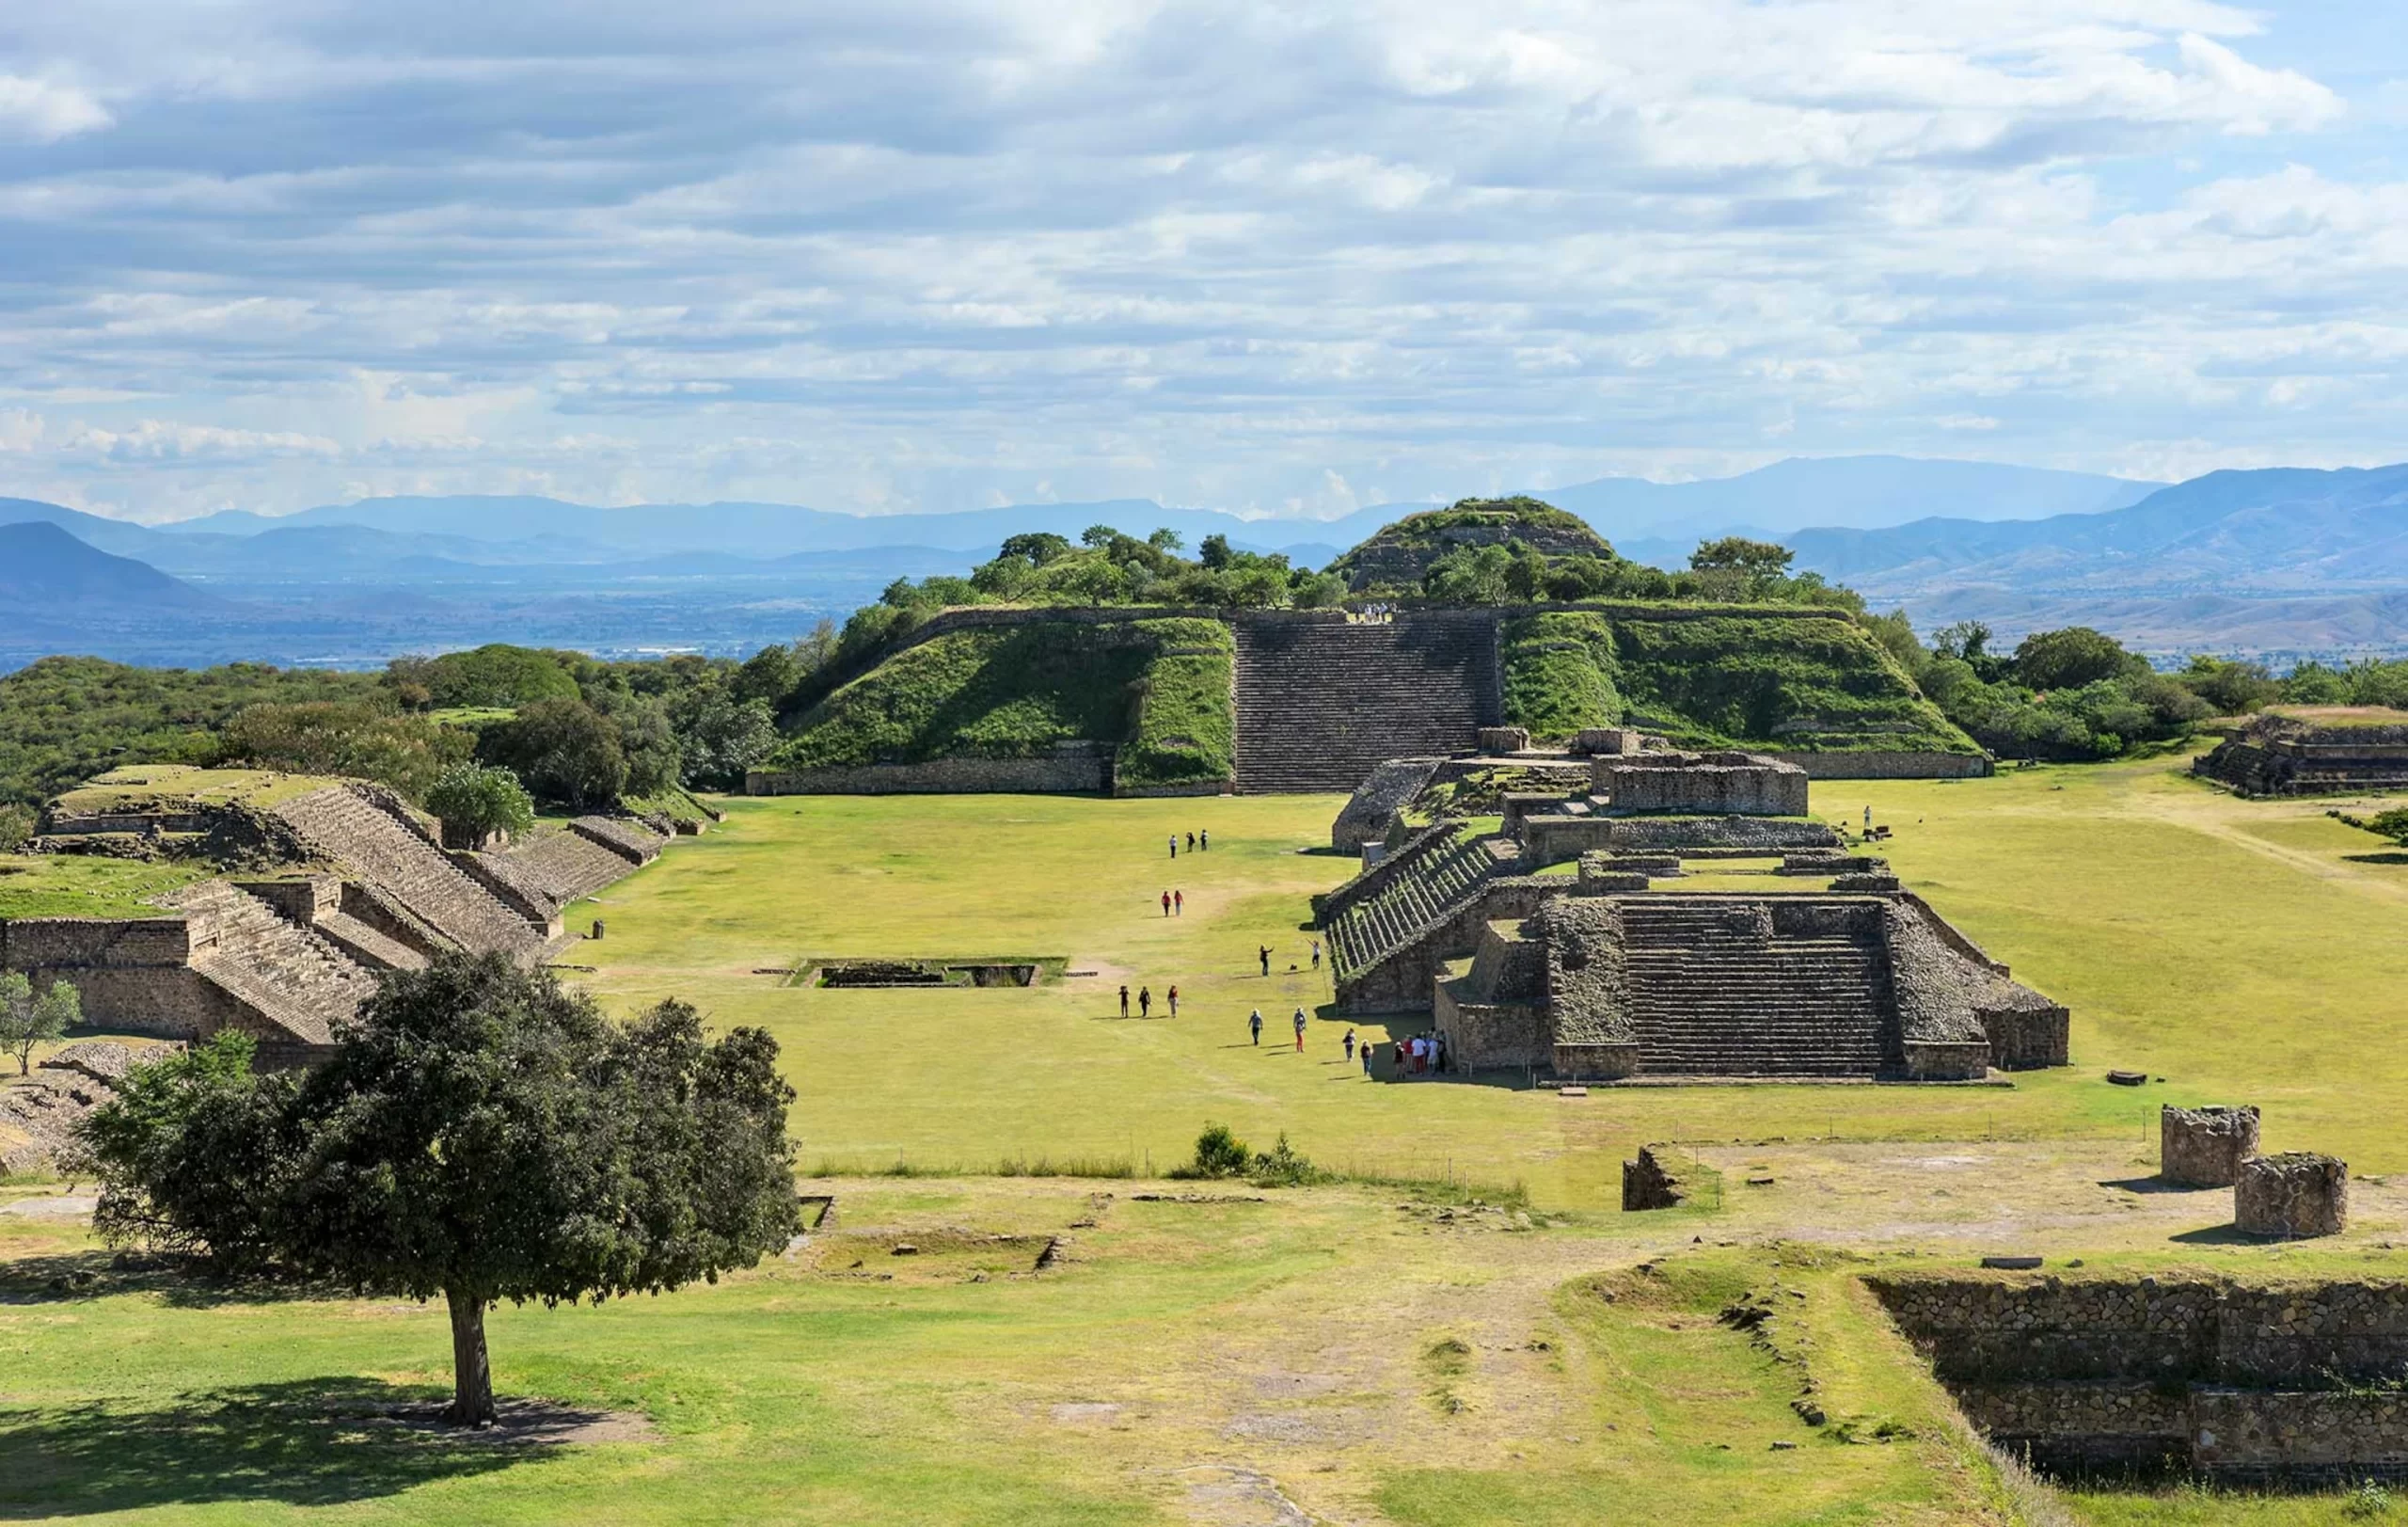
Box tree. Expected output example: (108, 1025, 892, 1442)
(0, 971, 80, 1076)
(1146, 528, 1183, 552)
(0, 803, 33, 851)
(479, 699, 627, 811)
(80, 955, 799, 1426)
(996, 532, 1072, 567)
(1197, 533, 1233, 570)
(423, 763, 536, 843)
(2013, 627, 2137, 692)
(611, 698, 682, 797)
(1688, 536, 1795, 578)
(218, 702, 474, 802)
(2178, 656, 2280, 717)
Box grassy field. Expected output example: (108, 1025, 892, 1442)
(8, 751, 2408, 1524)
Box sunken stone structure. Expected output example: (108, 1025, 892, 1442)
(1318, 746, 2069, 1082)
(1873, 1272, 2408, 1485)
(2194, 710, 2408, 797)
(2236, 1152, 2350, 1239)
(1, 771, 675, 1069)
(2161, 1105, 2261, 1188)
(1621, 1145, 1693, 1211)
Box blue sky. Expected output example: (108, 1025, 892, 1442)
(0, 1, 2400, 522)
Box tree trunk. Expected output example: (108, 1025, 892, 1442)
(445, 1287, 497, 1427)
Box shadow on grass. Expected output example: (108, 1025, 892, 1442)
(2098, 1176, 2218, 1196)
(2343, 851, 2408, 866)
(0, 1378, 536, 1517)
(0, 1250, 364, 1310)
(2168, 1224, 2261, 1245)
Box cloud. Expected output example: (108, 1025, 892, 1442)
(0, 75, 110, 143)
(0, 1, 2393, 519)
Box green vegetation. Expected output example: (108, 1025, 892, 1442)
(0, 852, 209, 919)
(422, 763, 536, 841)
(83, 961, 798, 1425)
(50, 764, 340, 818)
(216, 703, 474, 803)
(1866, 617, 2209, 760)
(0, 657, 378, 808)
(0, 970, 79, 1074)
(1610, 612, 1972, 753)
(769, 618, 1235, 788)
(386, 644, 582, 710)
(1499, 611, 1623, 738)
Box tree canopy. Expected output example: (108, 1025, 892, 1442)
(0, 971, 80, 1075)
(80, 954, 799, 1426)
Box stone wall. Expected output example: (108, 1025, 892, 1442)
(748, 746, 1112, 797)
(1872, 1272, 2408, 1484)
(1758, 750, 1992, 780)
(2236, 1153, 2349, 1238)
(1592, 751, 1811, 817)
(1622, 1145, 1691, 1210)
(2162, 1105, 2261, 1188)
(1329, 757, 1445, 851)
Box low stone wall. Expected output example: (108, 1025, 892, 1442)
(748, 748, 1111, 796)
(1902, 1041, 1992, 1080)
(1434, 992, 1551, 1070)
(1593, 751, 1810, 816)
(2162, 1105, 2261, 1188)
(1114, 779, 1230, 798)
(2237, 1153, 2349, 1238)
(1759, 750, 1992, 780)
(0, 915, 193, 970)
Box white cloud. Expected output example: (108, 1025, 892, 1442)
(0, 75, 110, 143)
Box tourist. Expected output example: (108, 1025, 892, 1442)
(1174, 889, 1183, 916)
(1138, 985, 1151, 1018)
(1199, 829, 1209, 851)
(1162, 890, 1172, 917)
(1119, 985, 1130, 1019)
(1248, 1009, 1263, 1045)
(1167, 985, 1179, 1018)
(1292, 1007, 1307, 1051)
(1185, 831, 1196, 852)
(1361, 1042, 1373, 1077)
(1169, 834, 1178, 859)
(1259, 945, 1272, 977)
(1310, 939, 1322, 971)
(1343, 1027, 1356, 1061)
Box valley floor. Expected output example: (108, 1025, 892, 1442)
(5, 752, 2406, 1524)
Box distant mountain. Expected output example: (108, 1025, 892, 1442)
(0, 521, 224, 609)
(1788, 465, 2408, 597)
(1537, 456, 2161, 538)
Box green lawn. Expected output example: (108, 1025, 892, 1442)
(8, 753, 2408, 1524)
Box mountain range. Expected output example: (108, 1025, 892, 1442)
(5, 456, 2407, 669)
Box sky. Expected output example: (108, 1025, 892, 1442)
(0, 1, 2401, 523)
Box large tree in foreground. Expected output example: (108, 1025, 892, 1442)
(80, 954, 799, 1425)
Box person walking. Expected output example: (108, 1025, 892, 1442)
(1119, 985, 1130, 1019)
(1310, 939, 1322, 971)
(1343, 1027, 1356, 1062)
(1169, 834, 1179, 859)
(1173, 889, 1183, 916)
(1167, 984, 1179, 1019)
(1248, 1009, 1263, 1045)
(1185, 831, 1196, 852)
(1161, 890, 1172, 917)
(1199, 828, 1208, 851)
(1138, 985, 1151, 1019)
(1259, 945, 1272, 977)
(1361, 1041, 1373, 1077)
(1291, 1007, 1307, 1051)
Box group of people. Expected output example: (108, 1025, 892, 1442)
(1247, 1006, 1310, 1050)
(1349, 603, 1397, 625)
(1393, 1030, 1448, 1075)
(1255, 940, 1321, 977)
(1167, 829, 1210, 858)
(1118, 983, 1180, 1020)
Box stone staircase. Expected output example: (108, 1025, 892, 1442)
(1232, 614, 1501, 793)
(1618, 899, 1896, 1077)
(491, 829, 639, 912)
(1327, 826, 1521, 980)
(273, 786, 541, 955)
(172, 881, 380, 1049)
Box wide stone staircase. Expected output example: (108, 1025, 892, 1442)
(1618, 899, 1896, 1077)
(1326, 825, 1521, 981)
(273, 786, 542, 955)
(1232, 615, 1501, 793)
(172, 880, 380, 1048)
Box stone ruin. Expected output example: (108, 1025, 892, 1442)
(2194, 709, 2408, 797)
(1874, 1271, 2408, 1485)
(2160, 1105, 2261, 1188)
(0, 1041, 135, 1175)
(2236, 1152, 2350, 1239)
(1314, 748, 2069, 1083)
(0, 770, 685, 1099)
(1621, 1144, 1693, 1211)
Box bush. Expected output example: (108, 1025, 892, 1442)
(1186, 1122, 1253, 1179)
(423, 763, 536, 841)
(1501, 612, 1623, 739)
(1173, 1123, 1328, 1186)
(217, 702, 473, 802)
(478, 699, 627, 811)
(0, 803, 33, 851)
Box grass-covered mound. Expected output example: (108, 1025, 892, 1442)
(1502, 608, 1975, 754)
(1328, 497, 1614, 593)
(768, 618, 1234, 789)
(0, 853, 208, 920)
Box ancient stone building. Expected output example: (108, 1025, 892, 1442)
(2236, 1153, 2350, 1238)
(2161, 1105, 2261, 1188)
(1, 770, 675, 1067)
(1315, 748, 2069, 1082)
(1590, 750, 1811, 817)
(2195, 711, 2408, 796)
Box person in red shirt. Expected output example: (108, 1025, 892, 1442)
(1161, 890, 1171, 917)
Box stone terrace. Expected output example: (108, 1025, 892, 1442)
(1232, 613, 1501, 793)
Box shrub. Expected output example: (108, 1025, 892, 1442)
(478, 698, 627, 811)
(1185, 1122, 1253, 1179)
(423, 763, 536, 841)
(0, 803, 33, 851)
(217, 702, 473, 802)
(0, 970, 79, 1076)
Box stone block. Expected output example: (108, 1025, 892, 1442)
(1573, 727, 1647, 756)
(2161, 1105, 2261, 1188)
(1476, 725, 1532, 754)
(2235, 1152, 2348, 1238)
